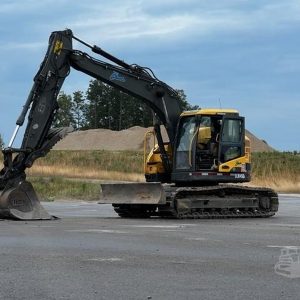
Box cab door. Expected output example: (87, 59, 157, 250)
(174, 115, 198, 171)
(218, 116, 245, 164)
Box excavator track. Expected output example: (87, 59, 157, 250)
(113, 204, 157, 218)
(112, 184, 279, 219)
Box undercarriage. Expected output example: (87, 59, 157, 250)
(111, 184, 279, 219)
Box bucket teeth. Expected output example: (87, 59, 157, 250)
(0, 180, 53, 220)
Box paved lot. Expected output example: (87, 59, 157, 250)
(0, 195, 300, 300)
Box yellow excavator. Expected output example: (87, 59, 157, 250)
(0, 29, 278, 219)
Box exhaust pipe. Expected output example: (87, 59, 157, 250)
(0, 180, 53, 220)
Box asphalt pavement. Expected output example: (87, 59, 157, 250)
(0, 195, 300, 300)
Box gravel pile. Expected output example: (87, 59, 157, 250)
(53, 126, 274, 152)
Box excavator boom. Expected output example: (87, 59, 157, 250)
(0, 29, 182, 219)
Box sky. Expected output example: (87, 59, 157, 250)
(0, 0, 299, 151)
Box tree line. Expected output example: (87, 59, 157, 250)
(54, 79, 198, 131)
(0, 134, 3, 149)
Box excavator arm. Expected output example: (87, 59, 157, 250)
(0, 30, 73, 185)
(0, 29, 182, 219)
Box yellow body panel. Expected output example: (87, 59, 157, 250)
(145, 143, 172, 175)
(219, 136, 250, 172)
(219, 155, 249, 172)
(144, 130, 172, 175)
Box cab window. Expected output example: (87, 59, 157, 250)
(220, 119, 243, 163)
(175, 116, 197, 170)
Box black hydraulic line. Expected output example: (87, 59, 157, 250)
(72, 34, 132, 70)
(92, 45, 132, 70)
(16, 86, 35, 126)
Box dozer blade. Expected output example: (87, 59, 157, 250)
(99, 182, 166, 205)
(0, 180, 52, 220)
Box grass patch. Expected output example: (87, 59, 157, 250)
(27, 150, 145, 182)
(2, 150, 300, 196)
(251, 152, 300, 192)
(29, 176, 100, 201)
(32, 150, 144, 173)
(28, 165, 144, 182)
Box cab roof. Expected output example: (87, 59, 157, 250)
(181, 108, 239, 117)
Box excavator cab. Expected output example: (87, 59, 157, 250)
(175, 112, 245, 169)
(143, 109, 250, 184)
(142, 109, 250, 187)
(148, 109, 249, 185)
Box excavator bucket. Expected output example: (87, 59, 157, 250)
(0, 180, 52, 220)
(99, 182, 166, 204)
(0, 126, 72, 220)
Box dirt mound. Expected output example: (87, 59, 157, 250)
(54, 126, 274, 152)
(245, 130, 274, 152)
(54, 126, 148, 151)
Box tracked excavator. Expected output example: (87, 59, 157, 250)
(0, 29, 278, 220)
